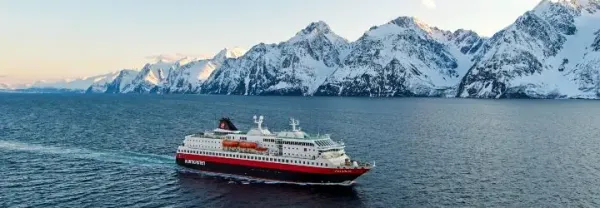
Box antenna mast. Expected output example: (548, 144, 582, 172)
(290, 118, 300, 131)
(253, 115, 264, 130)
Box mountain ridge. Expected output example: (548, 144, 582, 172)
(6, 1, 600, 99)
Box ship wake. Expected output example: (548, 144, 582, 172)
(0, 140, 175, 168)
(178, 168, 356, 187)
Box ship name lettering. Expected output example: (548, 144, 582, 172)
(185, 160, 206, 165)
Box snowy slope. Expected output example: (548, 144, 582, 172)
(164, 48, 246, 94)
(85, 71, 121, 93)
(458, 0, 600, 98)
(201, 21, 349, 96)
(315, 17, 484, 97)
(119, 58, 191, 94)
(0, 83, 10, 90)
(104, 70, 139, 93)
(28, 72, 122, 92)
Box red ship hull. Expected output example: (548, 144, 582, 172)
(176, 153, 370, 184)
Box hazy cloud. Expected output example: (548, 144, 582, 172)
(421, 0, 437, 9)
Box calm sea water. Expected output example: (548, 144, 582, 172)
(1, 94, 600, 207)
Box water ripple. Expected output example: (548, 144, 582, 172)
(2, 94, 600, 207)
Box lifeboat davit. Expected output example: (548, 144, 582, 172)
(239, 141, 258, 149)
(222, 140, 239, 147)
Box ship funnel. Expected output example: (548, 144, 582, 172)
(218, 117, 238, 131)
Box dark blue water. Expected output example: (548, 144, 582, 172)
(1, 94, 600, 207)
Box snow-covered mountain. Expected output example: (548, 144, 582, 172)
(458, 0, 600, 98)
(163, 48, 246, 94)
(16, 0, 600, 99)
(201, 18, 484, 97)
(24, 72, 122, 92)
(124, 61, 179, 93)
(202, 21, 350, 95)
(315, 17, 484, 97)
(0, 83, 10, 90)
(104, 70, 139, 93)
(85, 71, 121, 93)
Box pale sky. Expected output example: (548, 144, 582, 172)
(0, 0, 541, 84)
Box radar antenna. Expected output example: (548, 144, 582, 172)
(253, 115, 264, 130)
(290, 118, 300, 131)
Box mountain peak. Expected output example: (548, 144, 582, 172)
(297, 21, 331, 35)
(535, 0, 600, 11)
(288, 21, 347, 45)
(212, 47, 247, 61)
(147, 53, 206, 65)
(389, 16, 430, 29)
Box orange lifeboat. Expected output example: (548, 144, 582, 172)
(222, 140, 239, 147)
(239, 141, 258, 149)
(255, 147, 268, 152)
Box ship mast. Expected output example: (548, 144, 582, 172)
(253, 115, 264, 130)
(290, 118, 300, 131)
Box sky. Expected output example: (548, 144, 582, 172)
(0, 0, 542, 84)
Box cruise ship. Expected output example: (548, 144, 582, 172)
(175, 115, 374, 185)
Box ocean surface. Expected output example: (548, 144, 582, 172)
(1, 94, 600, 207)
